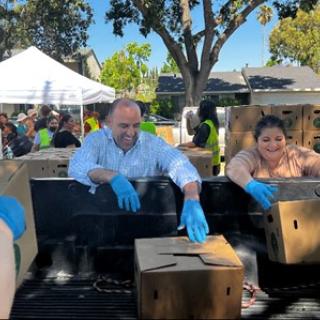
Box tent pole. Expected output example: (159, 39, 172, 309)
(80, 104, 84, 142)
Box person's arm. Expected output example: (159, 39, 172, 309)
(296, 146, 320, 176)
(31, 132, 40, 152)
(68, 132, 106, 189)
(0, 220, 15, 319)
(68, 131, 140, 212)
(226, 150, 257, 188)
(153, 138, 208, 242)
(226, 150, 278, 210)
(0, 196, 26, 319)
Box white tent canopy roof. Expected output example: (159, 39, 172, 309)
(0, 46, 115, 105)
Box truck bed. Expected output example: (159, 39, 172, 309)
(12, 177, 320, 319)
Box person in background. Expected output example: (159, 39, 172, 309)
(179, 100, 221, 176)
(16, 113, 28, 136)
(136, 100, 157, 135)
(3, 122, 32, 158)
(69, 98, 209, 243)
(0, 196, 26, 319)
(53, 114, 81, 148)
(0, 112, 8, 131)
(25, 109, 37, 140)
(34, 105, 52, 132)
(32, 116, 59, 151)
(226, 115, 320, 210)
(84, 110, 100, 136)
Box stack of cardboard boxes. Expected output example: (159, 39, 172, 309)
(178, 147, 213, 178)
(224, 105, 271, 163)
(18, 148, 76, 178)
(302, 104, 320, 153)
(224, 104, 310, 164)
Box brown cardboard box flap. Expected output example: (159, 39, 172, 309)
(136, 236, 242, 271)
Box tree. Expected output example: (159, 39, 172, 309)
(0, 0, 21, 61)
(257, 5, 273, 65)
(106, 0, 319, 107)
(100, 42, 152, 98)
(269, 6, 320, 73)
(1, 0, 93, 61)
(161, 52, 180, 73)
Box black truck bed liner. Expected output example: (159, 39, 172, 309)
(11, 177, 320, 319)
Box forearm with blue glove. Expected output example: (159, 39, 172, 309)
(178, 199, 209, 243)
(244, 180, 278, 210)
(0, 195, 26, 240)
(110, 174, 141, 212)
(178, 182, 209, 243)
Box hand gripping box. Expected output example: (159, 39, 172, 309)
(0, 161, 38, 287)
(264, 199, 320, 264)
(135, 235, 244, 319)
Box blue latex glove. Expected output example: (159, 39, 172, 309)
(244, 180, 278, 210)
(110, 174, 141, 212)
(178, 199, 209, 243)
(0, 195, 26, 240)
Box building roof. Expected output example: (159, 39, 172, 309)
(156, 72, 249, 94)
(242, 66, 320, 92)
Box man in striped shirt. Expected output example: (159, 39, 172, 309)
(69, 99, 209, 243)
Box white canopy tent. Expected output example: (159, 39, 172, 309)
(0, 46, 115, 105)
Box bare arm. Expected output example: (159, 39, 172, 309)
(183, 181, 200, 201)
(226, 151, 256, 188)
(88, 168, 118, 185)
(0, 220, 15, 319)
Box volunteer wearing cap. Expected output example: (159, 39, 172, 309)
(69, 98, 209, 243)
(0, 196, 26, 319)
(16, 113, 28, 136)
(226, 115, 320, 210)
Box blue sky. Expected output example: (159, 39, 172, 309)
(87, 1, 278, 72)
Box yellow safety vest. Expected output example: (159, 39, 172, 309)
(203, 119, 220, 166)
(85, 117, 100, 132)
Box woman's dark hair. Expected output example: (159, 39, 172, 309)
(254, 115, 287, 141)
(199, 100, 219, 133)
(136, 100, 147, 116)
(5, 122, 17, 140)
(0, 112, 8, 119)
(40, 105, 52, 117)
(5, 122, 17, 134)
(58, 114, 72, 131)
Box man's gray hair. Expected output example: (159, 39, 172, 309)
(109, 98, 139, 116)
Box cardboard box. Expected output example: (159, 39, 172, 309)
(271, 105, 303, 130)
(180, 148, 212, 177)
(303, 104, 320, 130)
(224, 131, 256, 163)
(0, 161, 38, 287)
(24, 159, 49, 178)
(135, 235, 244, 319)
(264, 199, 320, 264)
(156, 126, 174, 145)
(303, 131, 320, 153)
(48, 159, 69, 177)
(286, 130, 303, 146)
(226, 105, 271, 132)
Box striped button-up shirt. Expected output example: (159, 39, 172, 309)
(68, 127, 201, 192)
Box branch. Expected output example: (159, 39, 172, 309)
(210, 0, 266, 65)
(132, 0, 188, 74)
(180, 0, 198, 72)
(201, 0, 215, 69)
